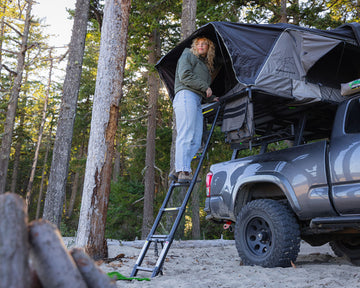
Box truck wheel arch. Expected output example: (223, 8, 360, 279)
(232, 175, 301, 218)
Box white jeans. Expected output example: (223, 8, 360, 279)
(173, 90, 203, 173)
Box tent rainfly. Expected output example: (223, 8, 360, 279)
(156, 22, 360, 146)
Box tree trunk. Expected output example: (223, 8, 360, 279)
(76, 0, 131, 259)
(66, 169, 80, 218)
(0, 0, 32, 194)
(112, 129, 121, 182)
(70, 248, 116, 288)
(184, 0, 199, 239)
(25, 50, 53, 209)
(0, 193, 30, 288)
(0, 1, 7, 76)
(43, 0, 90, 227)
(10, 65, 30, 195)
(141, 29, 161, 239)
(191, 183, 201, 239)
(10, 109, 25, 194)
(29, 220, 87, 288)
(35, 127, 52, 219)
(280, 0, 287, 23)
(181, 0, 197, 40)
(292, 0, 300, 25)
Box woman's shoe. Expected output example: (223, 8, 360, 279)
(178, 171, 193, 183)
(169, 170, 179, 181)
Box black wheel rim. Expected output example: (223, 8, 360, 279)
(245, 216, 272, 257)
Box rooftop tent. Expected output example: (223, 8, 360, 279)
(156, 21, 360, 102)
(156, 22, 360, 146)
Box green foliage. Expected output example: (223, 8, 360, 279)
(106, 178, 144, 240)
(60, 214, 79, 237)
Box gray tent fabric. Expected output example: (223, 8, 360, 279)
(156, 21, 360, 103)
(156, 22, 360, 143)
(254, 30, 342, 103)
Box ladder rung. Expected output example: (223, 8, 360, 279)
(163, 207, 180, 212)
(135, 266, 154, 273)
(172, 182, 191, 187)
(150, 235, 168, 241)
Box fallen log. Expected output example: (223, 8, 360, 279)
(0, 193, 30, 288)
(71, 247, 116, 288)
(29, 219, 87, 288)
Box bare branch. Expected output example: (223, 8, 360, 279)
(0, 48, 18, 55)
(132, 197, 144, 205)
(58, 49, 69, 63)
(120, 113, 149, 122)
(25, 42, 41, 67)
(4, 21, 22, 37)
(1, 64, 17, 76)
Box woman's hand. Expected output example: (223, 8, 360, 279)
(206, 87, 213, 98)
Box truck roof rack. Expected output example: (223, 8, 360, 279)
(203, 88, 339, 152)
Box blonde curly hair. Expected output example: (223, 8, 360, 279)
(190, 37, 216, 74)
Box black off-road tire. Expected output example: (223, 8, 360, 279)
(234, 199, 301, 267)
(330, 238, 360, 265)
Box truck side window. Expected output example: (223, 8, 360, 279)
(345, 99, 360, 134)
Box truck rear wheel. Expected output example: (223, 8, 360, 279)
(330, 238, 360, 265)
(234, 199, 300, 267)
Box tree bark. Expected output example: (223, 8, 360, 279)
(29, 220, 87, 288)
(10, 109, 25, 194)
(280, 0, 287, 23)
(181, 0, 197, 40)
(141, 29, 161, 239)
(0, 1, 7, 77)
(43, 0, 90, 227)
(70, 248, 116, 288)
(191, 183, 201, 239)
(35, 128, 52, 219)
(67, 169, 80, 218)
(0, 193, 29, 288)
(25, 50, 53, 209)
(10, 65, 31, 195)
(112, 130, 121, 182)
(76, 0, 131, 259)
(0, 0, 32, 194)
(185, 0, 199, 239)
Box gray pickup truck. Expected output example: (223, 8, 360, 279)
(204, 94, 360, 267)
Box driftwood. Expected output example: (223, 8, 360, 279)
(0, 193, 30, 288)
(29, 219, 87, 288)
(71, 248, 116, 288)
(0, 193, 117, 287)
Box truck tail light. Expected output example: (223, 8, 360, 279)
(206, 172, 213, 197)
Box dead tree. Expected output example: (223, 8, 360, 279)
(76, 0, 131, 259)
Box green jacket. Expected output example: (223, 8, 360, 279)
(174, 48, 211, 99)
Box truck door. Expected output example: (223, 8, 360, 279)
(329, 96, 360, 215)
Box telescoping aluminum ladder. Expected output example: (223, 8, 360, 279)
(130, 102, 221, 278)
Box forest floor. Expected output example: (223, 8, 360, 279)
(64, 238, 360, 288)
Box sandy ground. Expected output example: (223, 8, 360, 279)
(76, 239, 360, 288)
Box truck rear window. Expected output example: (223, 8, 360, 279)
(345, 98, 360, 134)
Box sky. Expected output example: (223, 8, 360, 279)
(32, 0, 76, 47)
(31, 0, 76, 80)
